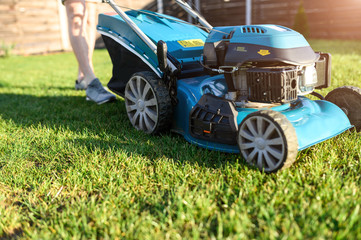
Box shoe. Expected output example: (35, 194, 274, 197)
(75, 79, 87, 90)
(86, 78, 116, 105)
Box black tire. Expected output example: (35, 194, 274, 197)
(237, 110, 298, 173)
(124, 71, 172, 134)
(325, 86, 361, 132)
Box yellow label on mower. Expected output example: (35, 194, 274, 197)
(258, 49, 271, 56)
(178, 39, 205, 48)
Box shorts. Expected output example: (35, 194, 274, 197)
(62, 0, 100, 5)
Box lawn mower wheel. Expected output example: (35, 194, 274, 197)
(325, 86, 361, 132)
(124, 71, 172, 134)
(237, 110, 298, 173)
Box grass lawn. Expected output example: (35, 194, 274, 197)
(0, 39, 360, 239)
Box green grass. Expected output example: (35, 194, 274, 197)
(0, 39, 360, 239)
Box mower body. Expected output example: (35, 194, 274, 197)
(97, 10, 351, 154)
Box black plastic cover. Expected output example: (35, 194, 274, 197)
(102, 35, 152, 97)
(189, 94, 238, 145)
(315, 53, 332, 89)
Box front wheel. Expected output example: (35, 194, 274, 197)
(237, 110, 298, 173)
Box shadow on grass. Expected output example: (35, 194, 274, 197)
(0, 93, 243, 170)
(4, 84, 76, 91)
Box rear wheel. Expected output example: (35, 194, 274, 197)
(325, 86, 361, 132)
(124, 71, 172, 134)
(237, 110, 298, 173)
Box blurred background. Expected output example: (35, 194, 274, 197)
(1, 0, 360, 56)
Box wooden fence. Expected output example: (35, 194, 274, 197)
(0, 0, 64, 55)
(0, 0, 152, 55)
(144, 0, 188, 20)
(200, 0, 361, 39)
(2, 0, 360, 55)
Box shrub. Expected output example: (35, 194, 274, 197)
(0, 42, 15, 58)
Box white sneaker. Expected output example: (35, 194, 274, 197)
(85, 78, 116, 104)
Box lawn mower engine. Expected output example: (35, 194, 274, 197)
(202, 25, 331, 107)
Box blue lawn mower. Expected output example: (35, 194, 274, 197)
(98, 0, 361, 172)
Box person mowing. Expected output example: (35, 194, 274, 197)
(63, 0, 116, 104)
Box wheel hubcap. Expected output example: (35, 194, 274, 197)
(125, 76, 158, 133)
(255, 138, 266, 150)
(137, 99, 145, 112)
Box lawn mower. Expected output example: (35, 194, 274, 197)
(97, 0, 361, 172)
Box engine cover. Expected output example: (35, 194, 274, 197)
(203, 25, 319, 68)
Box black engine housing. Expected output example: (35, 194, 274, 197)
(246, 66, 298, 103)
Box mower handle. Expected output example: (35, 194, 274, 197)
(174, 0, 213, 30)
(102, 0, 178, 74)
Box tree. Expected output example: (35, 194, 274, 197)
(293, 1, 310, 38)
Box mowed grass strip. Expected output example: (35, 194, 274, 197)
(0, 40, 360, 239)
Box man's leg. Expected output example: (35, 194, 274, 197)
(85, 1, 97, 66)
(65, 0, 115, 104)
(65, 0, 96, 85)
(77, 1, 97, 81)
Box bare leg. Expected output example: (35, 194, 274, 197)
(85, 1, 97, 65)
(77, 1, 97, 81)
(65, 0, 96, 85)
(65, 0, 115, 104)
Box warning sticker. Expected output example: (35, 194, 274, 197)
(178, 39, 205, 48)
(258, 49, 271, 56)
